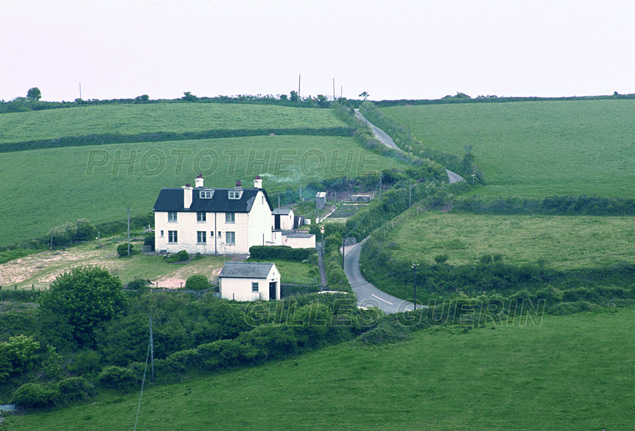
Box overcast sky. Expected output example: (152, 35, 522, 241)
(2, 0, 634, 102)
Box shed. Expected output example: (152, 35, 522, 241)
(218, 262, 280, 301)
(272, 208, 295, 230)
(316, 192, 327, 210)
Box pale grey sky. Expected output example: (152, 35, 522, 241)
(1, 0, 634, 102)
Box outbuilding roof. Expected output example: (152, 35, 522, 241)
(218, 262, 277, 279)
(153, 187, 273, 213)
(272, 208, 293, 215)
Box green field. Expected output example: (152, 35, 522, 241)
(0, 135, 405, 246)
(0, 103, 344, 144)
(389, 212, 635, 270)
(6, 308, 635, 430)
(382, 99, 635, 198)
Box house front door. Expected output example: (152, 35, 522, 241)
(269, 282, 277, 300)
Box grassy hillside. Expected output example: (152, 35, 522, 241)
(0, 103, 345, 144)
(6, 308, 635, 430)
(382, 99, 635, 198)
(387, 212, 635, 270)
(0, 135, 406, 246)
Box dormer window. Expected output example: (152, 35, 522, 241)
(228, 190, 242, 200)
(200, 190, 212, 199)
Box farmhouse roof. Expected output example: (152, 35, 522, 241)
(218, 262, 276, 279)
(153, 187, 273, 213)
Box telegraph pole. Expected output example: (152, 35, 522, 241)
(412, 263, 419, 311)
(127, 207, 131, 256)
(409, 179, 412, 207)
(149, 315, 155, 383)
(379, 173, 383, 202)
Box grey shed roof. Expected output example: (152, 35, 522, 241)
(272, 208, 293, 215)
(218, 262, 276, 279)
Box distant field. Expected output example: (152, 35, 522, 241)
(0, 135, 406, 246)
(386, 212, 635, 270)
(0, 103, 345, 144)
(7, 308, 635, 430)
(382, 99, 635, 197)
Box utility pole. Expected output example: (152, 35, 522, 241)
(412, 263, 418, 311)
(127, 207, 131, 256)
(409, 179, 412, 207)
(98, 231, 101, 249)
(79, 82, 82, 100)
(333, 78, 336, 101)
(299, 185, 302, 201)
(278, 196, 280, 208)
(379, 173, 383, 202)
(298, 74, 301, 101)
(149, 315, 155, 383)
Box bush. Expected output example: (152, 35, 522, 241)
(12, 382, 60, 408)
(117, 243, 132, 257)
(98, 365, 137, 392)
(434, 254, 449, 264)
(68, 350, 102, 377)
(249, 246, 313, 262)
(166, 250, 189, 263)
(57, 377, 96, 403)
(549, 301, 601, 315)
(127, 278, 149, 291)
(185, 274, 209, 291)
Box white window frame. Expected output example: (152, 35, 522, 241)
(168, 230, 178, 243)
(197, 231, 206, 244)
(168, 212, 177, 222)
(225, 212, 235, 223)
(200, 190, 212, 199)
(252, 282, 259, 292)
(228, 190, 242, 200)
(226, 231, 235, 245)
(197, 212, 206, 222)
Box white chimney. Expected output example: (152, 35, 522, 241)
(254, 175, 262, 189)
(195, 174, 204, 188)
(183, 184, 193, 208)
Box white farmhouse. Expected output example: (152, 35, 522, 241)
(154, 175, 274, 255)
(153, 175, 316, 255)
(218, 262, 281, 301)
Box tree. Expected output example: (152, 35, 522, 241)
(185, 274, 209, 291)
(359, 91, 369, 101)
(26, 87, 41, 101)
(289, 91, 299, 102)
(38, 267, 127, 347)
(183, 91, 197, 102)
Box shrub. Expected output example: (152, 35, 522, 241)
(185, 274, 209, 291)
(166, 250, 189, 263)
(249, 246, 313, 261)
(549, 301, 601, 315)
(68, 350, 102, 378)
(434, 254, 449, 264)
(98, 365, 137, 392)
(57, 377, 96, 403)
(12, 382, 60, 408)
(117, 243, 132, 257)
(127, 278, 149, 291)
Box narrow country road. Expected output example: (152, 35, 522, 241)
(343, 240, 418, 314)
(354, 109, 464, 184)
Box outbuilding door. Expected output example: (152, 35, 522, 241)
(269, 282, 277, 300)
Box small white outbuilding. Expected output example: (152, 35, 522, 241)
(218, 262, 281, 301)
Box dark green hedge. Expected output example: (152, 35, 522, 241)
(249, 246, 314, 261)
(0, 127, 353, 153)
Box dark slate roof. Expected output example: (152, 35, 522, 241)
(153, 187, 273, 213)
(219, 262, 276, 279)
(272, 208, 293, 215)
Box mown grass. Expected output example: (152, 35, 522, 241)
(382, 99, 635, 198)
(0, 103, 345, 144)
(386, 212, 635, 270)
(6, 308, 635, 430)
(247, 258, 319, 285)
(0, 135, 406, 246)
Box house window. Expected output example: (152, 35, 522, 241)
(200, 190, 212, 199)
(226, 231, 235, 245)
(228, 190, 242, 199)
(218, 231, 222, 238)
(225, 212, 235, 223)
(252, 282, 259, 292)
(197, 231, 206, 244)
(168, 212, 177, 222)
(197, 212, 206, 222)
(160, 230, 164, 238)
(168, 230, 178, 243)
(210, 231, 214, 237)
